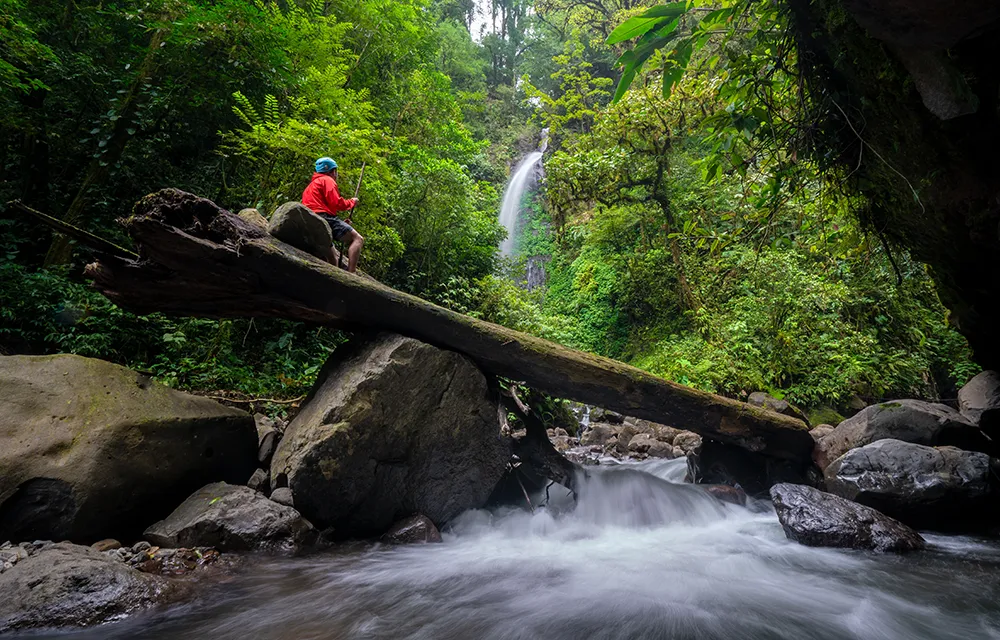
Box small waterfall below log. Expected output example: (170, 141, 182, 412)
(498, 131, 548, 257)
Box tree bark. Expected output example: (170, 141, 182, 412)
(85, 189, 814, 462)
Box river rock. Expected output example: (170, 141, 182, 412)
(589, 408, 625, 424)
(813, 399, 988, 471)
(958, 370, 1000, 435)
(247, 468, 270, 494)
(628, 433, 674, 458)
(268, 201, 332, 259)
(580, 423, 619, 446)
(144, 482, 316, 552)
(770, 483, 925, 553)
(269, 487, 294, 507)
(672, 431, 703, 456)
(824, 439, 998, 531)
(382, 515, 442, 544)
(0, 355, 257, 543)
(270, 334, 508, 537)
(0, 543, 179, 632)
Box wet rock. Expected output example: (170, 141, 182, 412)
(268, 201, 332, 259)
(554, 427, 569, 438)
(958, 370, 1000, 435)
(269, 487, 294, 507)
(132, 546, 222, 577)
(748, 392, 809, 425)
(0, 543, 180, 632)
(0, 354, 258, 543)
(701, 484, 747, 506)
(814, 399, 989, 471)
(91, 539, 121, 552)
(824, 439, 999, 531)
(144, 482, 316, 552)
(247, 468, 270, 494)
(770, 483, 925, 553)
(270, 334, 508, 538)
(382, 515, 442, 544)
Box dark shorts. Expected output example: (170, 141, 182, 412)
(320, 214, 354, 242)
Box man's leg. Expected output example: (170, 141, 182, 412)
(344, 229, 365, 273)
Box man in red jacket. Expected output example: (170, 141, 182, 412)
(301, 157, 364, 273)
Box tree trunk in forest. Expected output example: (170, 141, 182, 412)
(43, 25, 170, 267)
(83, 189, 813, 462)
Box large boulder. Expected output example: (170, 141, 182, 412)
(813, 399, 988, 470)
(824, 439, 998, 531)
(958, 370, 1000, 435)
(144, 482, 316, 552)
(270, 334, 508, 538)
(0, 543, 180, 632)
(0, 355, 257, 543)
(770, 483, 925, 553)
(267, 201, 332, 259)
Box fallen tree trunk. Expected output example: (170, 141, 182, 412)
(86, 189, 813, 461)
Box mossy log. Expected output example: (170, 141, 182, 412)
(86, 189, 813, 461)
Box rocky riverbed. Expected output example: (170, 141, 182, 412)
(4, 339, 1000, 636)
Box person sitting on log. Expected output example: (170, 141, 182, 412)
(301, 157, 364, 273)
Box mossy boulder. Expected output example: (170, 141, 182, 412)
(267, 201, 332, 259)
(813, 399, 990, 471)
(0, 355, 257, 543)
(270, 333, 508, 538)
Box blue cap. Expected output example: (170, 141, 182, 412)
(315, 157, 338, 173)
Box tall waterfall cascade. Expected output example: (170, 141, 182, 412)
(498, 131, 548, 257)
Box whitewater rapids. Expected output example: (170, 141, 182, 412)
(24, 457, 1000, 640)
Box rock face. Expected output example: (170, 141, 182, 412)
(382, 515, 442, 544)
(144, 482, 316, 552)
(813, 399, 988, 470)
(770, 483, 925, 553)
(958, 370, 1000, 435)
(824, 439, 998, 531)
(267, 201, 332, 259)
(0, 355, 257, 543)
(270, 334, 508, 537)
(0, 543, 178, 632)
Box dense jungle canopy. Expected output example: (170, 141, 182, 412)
(2, 0, 994, 420)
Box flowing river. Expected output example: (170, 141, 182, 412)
(19, 457, 1000, 640)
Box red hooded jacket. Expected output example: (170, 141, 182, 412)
(302, 172, 356, 217)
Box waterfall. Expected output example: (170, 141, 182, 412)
(498, 151, 542, 256)
(498, 130, 548, 257)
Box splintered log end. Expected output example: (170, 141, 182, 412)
(129, 189, 268, 250)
